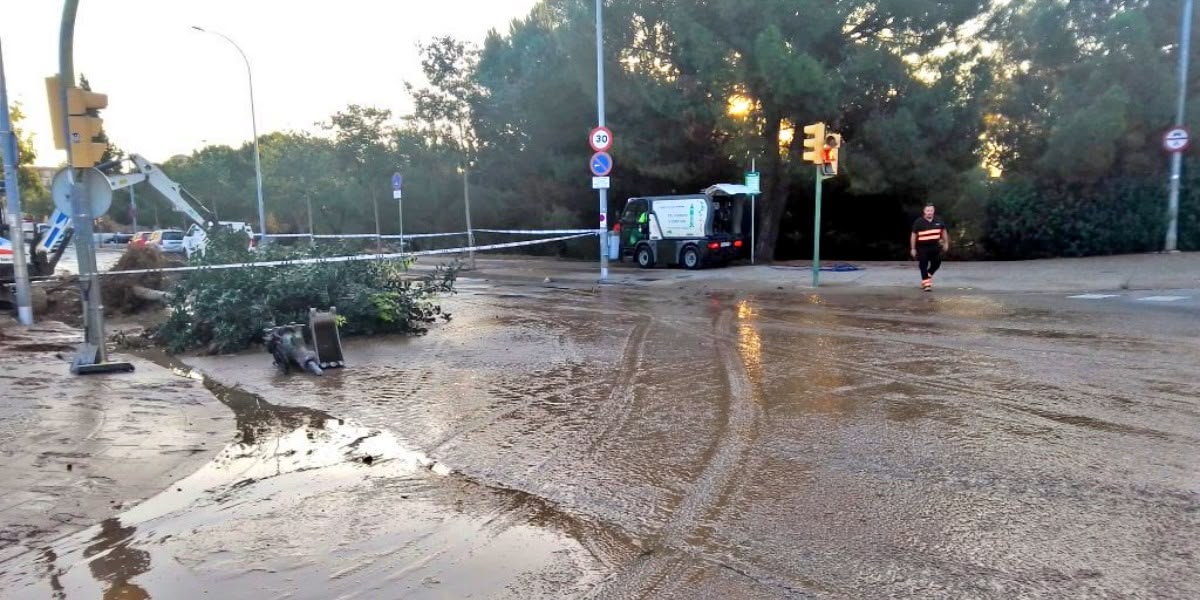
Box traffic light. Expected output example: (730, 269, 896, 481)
(802, 122, 826, 165)
(45, 77, 67, 149)
(45, 75, 108, 168)
(822, 133, 842, 177)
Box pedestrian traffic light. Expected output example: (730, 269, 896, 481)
(802, 122, 826, 165)
(822, 133, 842, 177)
(45, 75, 108, 168)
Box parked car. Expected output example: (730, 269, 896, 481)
(182, 221, 256, 259)
(150, 229, 186, 254)
(129, 232, 153, 248)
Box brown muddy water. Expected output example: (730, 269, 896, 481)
(2, 281, 1199, 598)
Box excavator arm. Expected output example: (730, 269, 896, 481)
(105, 154, 214, 228)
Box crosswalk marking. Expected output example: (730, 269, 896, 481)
(1067, 293, 1193, 303)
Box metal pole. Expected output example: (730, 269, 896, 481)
(60, 0, 121, 371)
(812, 166, 823, 288)
(463, 165, 475, 268)
(751, 157, 756, 265)
(306, 195, 314, 245)
(191, 27, 267, 244)
(398, 193, 405, 269)
(0, 40, 33, 325)
(1167, 0, 1193, 252)
(595, 0, 609, 281)
(372, 189, 381, 247)
(130, 183, 136, 234)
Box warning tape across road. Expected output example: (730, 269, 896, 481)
(99, 232, 595, 277)
(259, 232, 468, 240)
(474, 228, 601, 235)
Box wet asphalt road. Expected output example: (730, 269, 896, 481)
(4, 281, 1199, 598)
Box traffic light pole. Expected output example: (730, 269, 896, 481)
(58, 0, 131, 374)
(812, 165, 823, 288)
(0, 40, 34, 326)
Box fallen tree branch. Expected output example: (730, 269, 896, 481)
(131, 285, 169, 302)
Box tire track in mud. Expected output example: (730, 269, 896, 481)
(511, 317, 650, 498)
(426, 378, 598, 451)
(558, 301, 1172, 439)
(591, 309, 765, 599)
(427, 312, 651, 457)
(580, 317, 650, 459)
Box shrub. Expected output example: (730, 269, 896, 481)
(982, 176, 1167, 259)
(154, 228, 457, 353)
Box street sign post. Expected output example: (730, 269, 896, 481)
(392, 172, 403, 263)
(745, 168, 760, 264)
(593, 0, 610, 281)
(1164, 127, 1191, 153)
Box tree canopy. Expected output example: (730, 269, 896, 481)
(116, 0, 1200, 258)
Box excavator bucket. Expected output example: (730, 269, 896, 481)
(308, 307, 346, 369)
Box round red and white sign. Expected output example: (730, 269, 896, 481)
(589, 126, 613, 152)
(1163, 127, 1191, 153)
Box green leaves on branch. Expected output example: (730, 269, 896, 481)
(154, 229, 458, 354)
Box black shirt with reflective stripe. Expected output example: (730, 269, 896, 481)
(912, 217, 945, 247)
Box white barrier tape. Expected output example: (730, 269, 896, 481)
(314, 232, 466, 240)
(99, 232, 595, 277)
(475, 228, 599, 235)
(256, 232, 467, 240)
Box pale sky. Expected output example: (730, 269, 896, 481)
(3, 0, 538, 165)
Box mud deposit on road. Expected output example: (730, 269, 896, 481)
(174, 284, 1200, 597)
(0, 323, 229, 566)
(4, 281, 1200, 598)
(0, 352, 611, 599)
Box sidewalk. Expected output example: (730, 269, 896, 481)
(455, 252, 1200, 294)
(0, 320, 231, 563)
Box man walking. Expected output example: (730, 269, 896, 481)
(910, 203, 949, 291)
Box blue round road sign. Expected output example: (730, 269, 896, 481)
(590, 152, 613, 177)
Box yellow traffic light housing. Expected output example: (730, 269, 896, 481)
(45, 76, 67, 149)
(45, 75, 108, 168)
(802, 122, 826, 164)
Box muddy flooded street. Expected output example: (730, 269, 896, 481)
(3, 280, 1200, 598)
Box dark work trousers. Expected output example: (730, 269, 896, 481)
(918, 246, 942, 281)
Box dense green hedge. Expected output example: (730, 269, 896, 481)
(981, 177, 1170, 259)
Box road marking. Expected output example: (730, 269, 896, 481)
(1137, 295, 1190, 302)
(1069, 294, 1120, 299)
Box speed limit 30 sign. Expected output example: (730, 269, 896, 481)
(589, 126, 613, 152)
(1163, 127, 1191, 153)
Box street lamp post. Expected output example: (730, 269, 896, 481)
(192, 26, 267, 243)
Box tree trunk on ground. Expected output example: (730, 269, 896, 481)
(131, 285, 168, 302)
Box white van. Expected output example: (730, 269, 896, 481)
(183, 221, 256, 259)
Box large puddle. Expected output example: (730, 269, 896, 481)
(0, 355, 611, 599)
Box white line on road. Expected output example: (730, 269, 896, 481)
(1137, 296, 1190, 302)
(1069, 294, 1121, 299)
